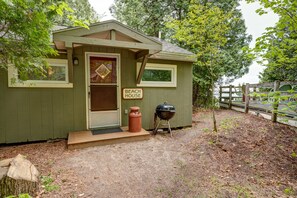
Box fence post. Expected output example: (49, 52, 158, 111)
(228, 85, 232, 109)
(219, 86, 222, 103)
(244, 83, 250, 113)
(242, 84, 246, 102)
(271, 80, 280, 122)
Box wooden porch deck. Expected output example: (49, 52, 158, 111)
(67, 127, 151, 150)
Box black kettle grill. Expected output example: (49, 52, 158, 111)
(153, 102, 175, 137)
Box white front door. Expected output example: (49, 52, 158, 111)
(86, 53, 121, 129)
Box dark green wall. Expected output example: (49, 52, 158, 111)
(0, 46, 192, 143)
(121, 58, 193, 130)
(0, 53, 86, 144)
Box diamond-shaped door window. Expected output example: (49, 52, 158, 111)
(95, 64, 111, 79)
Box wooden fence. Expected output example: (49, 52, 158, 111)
(219, 81, 297, 123)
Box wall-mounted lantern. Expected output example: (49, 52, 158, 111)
(73, 57, 79, 65)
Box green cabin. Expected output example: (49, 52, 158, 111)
(0, 20, 195, 144)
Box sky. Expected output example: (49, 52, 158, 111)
(88, 0, 279, 85)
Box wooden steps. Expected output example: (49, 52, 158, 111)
(67, 127, 151, 150)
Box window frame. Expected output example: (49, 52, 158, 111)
(8, 59, 73, 88)
(136, 63, 177, 87)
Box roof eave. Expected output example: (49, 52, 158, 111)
(53, 20, 162, 46)
(150, 51, 197, 62)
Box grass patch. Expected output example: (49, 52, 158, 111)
(219, 117, 239, 131)
(6, 194, 32, 198)
(202, 128, 210, 133)
(41, 175, 60, 192)
(284, 187, 295, 196)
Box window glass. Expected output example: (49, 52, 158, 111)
(90, 57, 117, 84)
(8, 59, 72, 88)
(25, 65, 66, 81)
(136, 63, 177, 87)
(142, 69, 172, 82)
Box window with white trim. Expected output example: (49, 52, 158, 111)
(136, 63, 177, 87)
(8, 59, 73, 88)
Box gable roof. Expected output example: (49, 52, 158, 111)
(52, 20, 196, 62)
(149, 37, 196, 62)
(54, 20, 161, 46)
(151, 37, 193, 55)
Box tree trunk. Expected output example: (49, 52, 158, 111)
(193, 83, 199, 106)
(212, 84, 218, 133)
(212, 109, 217, 133)
(0, 176, 38, 197)
(0, 154, 39, 197)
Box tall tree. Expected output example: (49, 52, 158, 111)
(54, 0, 100, 26)
(168, 2, 232, 131)
(110, 0, 190, 38)
(111, 0, 253, 106)
(193, 0, 253, 105)
(0, 0, 88, 78)
(247, 0, 297, 82)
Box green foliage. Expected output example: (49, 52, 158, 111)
(247, 0, 297, 82)
(202, 128, 210, 133)
(284, 187, 295, 196)
(208, 140, 216, 145)
(249, 88, 297, 118)
(0, 0, 88, 75)
(111, 0, 253, 107)
(110, 0, 190, 38)
(291, 151, 297, 158)
(219, 117, 239, 131)
(54, 0, 100, 26)
(19, 195, 31, 198)
(167, 2, 232, 107)
(41, 175, 60, 192)
(6, 194, 32, 198)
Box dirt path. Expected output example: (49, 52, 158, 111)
(42, 110, 240, 198)
(0, 110, 296, 198)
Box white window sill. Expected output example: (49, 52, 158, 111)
(136, 83, 176, 87)
(8, 82, 73, 88)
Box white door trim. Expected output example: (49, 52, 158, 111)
(85, 52, 121, 129)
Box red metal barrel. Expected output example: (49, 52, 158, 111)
(128, 106, 142, 132)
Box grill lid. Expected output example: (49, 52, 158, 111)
(156, 102, 175, 112)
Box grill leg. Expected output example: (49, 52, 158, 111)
(167, 120, 172, 138)
(153, 120, 161, 135)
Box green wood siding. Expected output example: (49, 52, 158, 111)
(0, 54, 86, 144)
(121, 58, 192, 129)
(0, 46, 192, 143)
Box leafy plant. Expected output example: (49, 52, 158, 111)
(291, 151, 297, 158)
(249, 88, 297, 122)
(0, 0, 88, 77)
(202, 128, 210, 133)
(41, 175, 60, 192)
(247, 0, 297, 82)
(219, 117, 238, 131)
(111, 0, 253, 107)
(284, 187, 295, 196)
(208, 140, 216, 145)
(54, 0, 100, 26)
(6, 194, 32, 198)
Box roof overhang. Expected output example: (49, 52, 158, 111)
(52, 20, 195, 83)
(52, 20, 162, 54)
(150, 52, 197, 62)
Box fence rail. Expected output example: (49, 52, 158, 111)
(219, 81, 297, 123)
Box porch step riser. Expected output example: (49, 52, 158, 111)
(68, 134, 150, 150)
